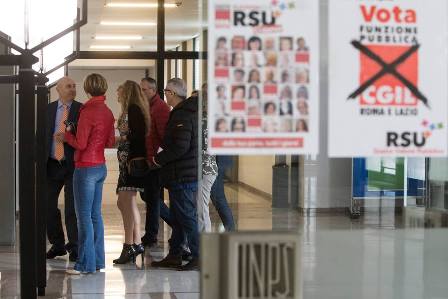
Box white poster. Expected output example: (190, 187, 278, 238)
(329, 0, 448, 157)
(208, 0, 319, 155)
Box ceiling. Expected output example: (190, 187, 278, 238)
(79, 0, 207, 52)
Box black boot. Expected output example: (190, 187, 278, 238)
(151, 254, 182, 268)
(113, 244, 136, 264)
(132, 243, 145, 263)
(178, 258, 199, 271)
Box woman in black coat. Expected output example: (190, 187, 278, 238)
(114, 80, 150, 264)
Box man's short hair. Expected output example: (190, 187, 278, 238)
(141, 77, 157, 89)
(84, 73, 108, 96)
(167, 78, 187, 98)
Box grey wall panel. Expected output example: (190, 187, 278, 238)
(66, 68, 150, 118)
(0, 32, 16, 245)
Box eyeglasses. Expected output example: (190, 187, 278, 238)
(164, 89, 174, 95)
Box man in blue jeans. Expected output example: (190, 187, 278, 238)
(149, 78, 199, 271)
(211, 156, 236, 231)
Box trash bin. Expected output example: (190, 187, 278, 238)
(201, 232, 301, 299)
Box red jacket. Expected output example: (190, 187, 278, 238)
(65, 96, 115, 168)
(146, 94, 170, 160)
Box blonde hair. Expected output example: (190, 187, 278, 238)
(84, 73, 108, 97)
(118, 80, 151, 133)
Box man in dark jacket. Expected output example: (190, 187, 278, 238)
(46, 76, 82, 261)
(150, 78, 199, 271)
(140, 77, 172, 247)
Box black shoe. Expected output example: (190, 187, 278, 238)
(132, 243, 145, 263)
(46, 245, 67, 259)
(133, 243, 145, 255)
(151, 254, 182, 268)
(66, 246, 78, 262)
(178, 258, 199, 271)
(181, 249, 193, 262)
(68, 251, 78, 262)
(113, 244, 136, 264)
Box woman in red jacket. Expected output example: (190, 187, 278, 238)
(56, 73, 115, 274)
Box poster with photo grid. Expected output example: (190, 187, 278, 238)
(208, 0, 319, 155)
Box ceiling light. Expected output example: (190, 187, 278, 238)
(90, 45, 131, 49)
(100, 21, 156, 26)
(105, 2, 177, 8)
(94, 35, 143, 40)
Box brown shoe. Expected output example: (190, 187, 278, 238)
(178, 258, 199, 271)
(151, 254, 182, 268)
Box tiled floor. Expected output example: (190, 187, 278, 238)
(2, 156, 448, 298)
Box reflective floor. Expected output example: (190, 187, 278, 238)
(2, 162, 448, 298)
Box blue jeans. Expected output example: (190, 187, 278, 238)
(210, 167, 235, 231)
(73, 164, 107, 273)
(168, 182, 199, 258)
(142, 170, 172, 243)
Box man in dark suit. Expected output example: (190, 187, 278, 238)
(46, 76, 82, 262)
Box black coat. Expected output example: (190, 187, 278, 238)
(155, 97, 198, 186)
(46, 100, 82, 172)
(127, 104, 147, 160)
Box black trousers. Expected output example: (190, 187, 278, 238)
(46, 158, 78, 251)
(141, 170, 172, 243)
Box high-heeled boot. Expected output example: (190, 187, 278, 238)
(133, 243, 145, 263)
(113, 243, 136, 264)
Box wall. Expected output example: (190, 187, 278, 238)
(238, 156, 275, 196)
(53, 68, 155, 118)
(186, 40, 195, 95)
(0, 32, 16, 245)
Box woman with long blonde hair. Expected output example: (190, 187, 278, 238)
(114, 80, 150, 264)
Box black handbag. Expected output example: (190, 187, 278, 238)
(127, 157, 149, 177)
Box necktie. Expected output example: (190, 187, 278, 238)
(54, 104, 69, 161)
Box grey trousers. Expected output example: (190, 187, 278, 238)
(197, 174, 217, 232)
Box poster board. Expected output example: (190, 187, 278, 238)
(329, 0, 448, 157)
(208, 0, 319, 155)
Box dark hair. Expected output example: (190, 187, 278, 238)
(216, 118, 227, 131)
(281, 70, 290, 82)
(248, 36, 262, 50)
(249, 85, 260, 99)
(264, 102, 276, 113)
(232, 86, 245, 98)
(231, 52, 244, 66)
(280, 86, 293, 99)
(216, 37, 227, 47)
(141, 77, 157, 87)
(248, 69, 260, 83)
(231, 118, 246, 131)
(297, 119, 309, 132)
(234, 69, 245, 76)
